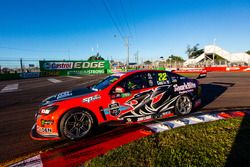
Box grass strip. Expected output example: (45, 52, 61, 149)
(85, 117, 250, 167)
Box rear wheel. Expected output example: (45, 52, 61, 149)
(60, 109, 94, 140)
(175, 95, 193, 116)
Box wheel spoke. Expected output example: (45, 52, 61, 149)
(74, 115, 78, 121)
(180, 106, 185, 112)
(67, 122, 75, 126)
(80, 126, 88, 131)
(183, 107, 187, 113)
(181, 97, 184, 103)
(76, 128, 80, 136)
(69, 126, 76, 133)
(184, 97, 187, 103)
(79, 114, 86, 122)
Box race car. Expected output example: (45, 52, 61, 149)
(30, 70, 202, 140)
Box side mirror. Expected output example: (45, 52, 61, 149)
(115, 86, 125, 93)
(87, 84, 93, 88)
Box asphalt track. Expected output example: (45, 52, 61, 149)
(0, 72, 250, 163)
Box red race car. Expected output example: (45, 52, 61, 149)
(30, 70, 202, 140)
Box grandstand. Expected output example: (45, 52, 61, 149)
(184, 45, 250, 67)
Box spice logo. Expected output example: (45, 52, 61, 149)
(82, 95, 101, 103)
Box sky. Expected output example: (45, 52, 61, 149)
(0, 0, 250, 67)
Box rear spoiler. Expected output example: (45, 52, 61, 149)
(171, 68, 207, 79)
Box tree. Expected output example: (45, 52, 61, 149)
(144, 60, 152, 65)
(88, 53, 105, 61)
(186, 43, 204, 59)
(246, 50, 250, 55)
(167, 55, 185, 62)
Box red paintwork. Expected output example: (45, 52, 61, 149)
(32, 70, 174, 140)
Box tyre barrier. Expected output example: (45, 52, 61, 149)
(9, 110, 250, 167)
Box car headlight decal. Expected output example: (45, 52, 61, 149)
(40, 105, 58, 115)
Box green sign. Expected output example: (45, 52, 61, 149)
(39, 60, 110, 75)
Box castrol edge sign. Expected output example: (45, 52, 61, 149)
(44, 62, 73, 70)
(41, 61, 107, 70)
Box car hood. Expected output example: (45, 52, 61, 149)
(41, 88, 95, 106)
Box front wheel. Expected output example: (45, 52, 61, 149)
(174, 95, 193, 116)
(60, 109, 94, 140)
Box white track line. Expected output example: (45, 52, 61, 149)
(0, 83, 19, 93)
(10, 154, 43, 167)
(67, 76, 83, 79)
(47, 78, 62, 83)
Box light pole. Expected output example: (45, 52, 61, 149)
(159, 56, 164, 68)
(125, 36, 130, 66)
(68, 49, 71, 60)
(213, 38, 216, 66)
(20, 58, 24, 73)
(114, 35, 130, 68)
(169, 57, 172, 69)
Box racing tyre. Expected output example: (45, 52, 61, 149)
(60, 109, 94, 140)
(174, 95, 193, 116)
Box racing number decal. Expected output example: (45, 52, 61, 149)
(157, 73, 168, 85)
(158, 73, 167, 81)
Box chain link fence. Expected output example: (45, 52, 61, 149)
(0, 59, 40, 74)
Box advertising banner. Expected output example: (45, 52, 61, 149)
(39, 60, 110, 76)
(20, 72, 40, 79)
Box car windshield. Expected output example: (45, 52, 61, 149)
(91, 75, 120, 91)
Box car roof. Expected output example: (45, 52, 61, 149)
(111, 69, 169, 79)
(126, 69, 167, 75)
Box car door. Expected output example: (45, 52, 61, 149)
(103, 72, 157, 122)
(120, 71, 178, 121)
(143, 71, 179, 116)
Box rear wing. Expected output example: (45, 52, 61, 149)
(171, 68, 207, 79)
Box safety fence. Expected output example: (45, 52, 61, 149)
(1, 66, 250, 81)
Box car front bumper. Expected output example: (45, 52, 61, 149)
(30, 123, 60, 141)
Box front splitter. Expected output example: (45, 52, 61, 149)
(30, 124, 60, 141)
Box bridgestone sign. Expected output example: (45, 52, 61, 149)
(39, 60, 110, 76)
